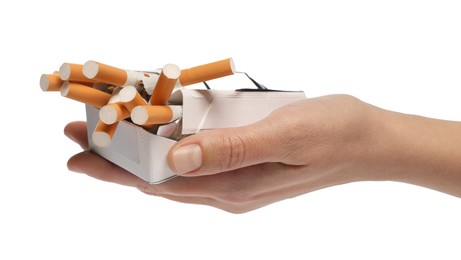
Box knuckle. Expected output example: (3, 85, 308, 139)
(217, 133, 247, 171)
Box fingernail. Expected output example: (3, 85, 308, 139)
(172, 144, 203, 174)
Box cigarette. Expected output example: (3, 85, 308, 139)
(149, 64, 181, 105)
(92, 120, 119, 148)
(99, 103, 130, 125)
(98, 87, 128, 124)
(59, 63, 96, 83)
(40, 74, 63, 91)
(118, 85, 147, 111)
(131, 105, 182, 126)
(140, 70, 161, 95)
(92, 83, 116, 93)
(179, 58, 235, 86)
(60, 81, 111, 108)
(107, 86, 123, 103)
(82, 60, 144, 87)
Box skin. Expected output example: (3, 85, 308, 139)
(65, 94, 461, 214)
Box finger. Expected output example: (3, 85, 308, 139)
(167, 119, 283, 176)
(64, 121, 89, 150)
(138, 182, 257, 214)
(139, 190, 221, 209)
(67, 151, 143, 187)
(155, 194, 252, 214)
(139, 163, 315, 214)
(143, 163, 304, 199)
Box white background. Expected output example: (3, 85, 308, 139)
(1, 0, 461, 259)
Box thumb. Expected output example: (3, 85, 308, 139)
(167, 121, 280, 176)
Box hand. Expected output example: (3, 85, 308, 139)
(66, 95, 379, 213)
(66, 94, 461, 213)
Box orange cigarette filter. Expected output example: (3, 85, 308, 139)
(60, 82, 111, 108)
(59, 63, 97, 83)
(83, 60, 129, 87)
(99, 103, 130, 125)
(179, 58, 235, 86)
(131, 105, 182, 126)
(92, 120, 119, 147)
(149, 64, 181, 105)
(119, 85, 147, 111)
(40, 74, 63, 91)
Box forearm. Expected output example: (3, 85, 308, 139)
(368, 107, 461, 197)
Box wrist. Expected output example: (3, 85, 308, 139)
(359, 107, 461, 197)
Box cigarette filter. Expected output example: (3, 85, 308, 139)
(59, 63, 96, 83)
(40, 74, 63, 91)
(119, 85, 147, 111)
(92, 120, 119, 148)
(149, 64, 181, 105)
(99, 103, 130, 125)
(83, 60, 144, 87)
(60, 82, 111, 108)
(131, 105, 182, 126)
(179, 58, 235, 86)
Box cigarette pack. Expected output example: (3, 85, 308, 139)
(86, 88, 306, 183)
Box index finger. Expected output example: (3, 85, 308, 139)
(64, 121, 89, 150)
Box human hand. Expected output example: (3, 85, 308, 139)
(67, 94, 391, 213)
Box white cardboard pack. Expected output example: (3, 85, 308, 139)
(86, 88, 306, 184)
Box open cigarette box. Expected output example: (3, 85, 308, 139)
(40, 58, 306, 184)
(86, 88, 306, 184)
